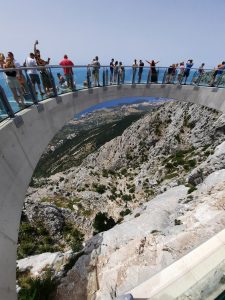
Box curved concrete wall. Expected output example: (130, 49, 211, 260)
(1, 84, 225, 299)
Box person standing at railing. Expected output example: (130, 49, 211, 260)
(110, 58, 114, 84)
(132, 59, 138, 84)
(177, 62, 185, 84)
(34, 40, 52, 94)
(119, 62, 125, 84)
(0, 53, 5, 68)
(138, 60, 144, 83)
(3, 52, 25, 108)
(146, 60, 159, 83)
(182, 59, 194, 84)
(91, 56, 101, 87)
(209, 61, 225, 87)
(166, 64, 178, 84)
(193, 63, 205, 85)
(59, 55, 74, 90)
(114, 61, 119, 83)
(25, 53, 45, 96)
(166, 64, 173, 83)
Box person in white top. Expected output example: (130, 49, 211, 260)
(25, 53, 44, 95)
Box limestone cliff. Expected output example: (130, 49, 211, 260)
(18, 101, 225, 299)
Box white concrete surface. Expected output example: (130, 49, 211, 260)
(1, 84, 225, 299)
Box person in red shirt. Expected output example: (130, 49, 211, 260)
(59, 55, 74, 89)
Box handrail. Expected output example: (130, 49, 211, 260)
(0, 65, 224, 123)
(0, 65, 217, 72)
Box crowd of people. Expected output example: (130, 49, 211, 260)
(0, 41, 225, 109)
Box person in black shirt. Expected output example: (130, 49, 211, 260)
(110, 58, 114, 84)
(138, 60, 144, 83)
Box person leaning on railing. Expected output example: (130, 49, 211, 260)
(3, 52, 25, 108)
(25, 53, 45, 96)
(182, 59, 194, 85)
(193, 63, 205, 85)
(209, 61, 225, 87)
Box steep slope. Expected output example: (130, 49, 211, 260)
(18, 101, 225, 299)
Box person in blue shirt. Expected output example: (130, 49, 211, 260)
(209, 61, 225, 86)
(183, 59, 194, 84)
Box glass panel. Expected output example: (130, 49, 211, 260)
(123, 67, 133, 84)
(216, 71, 225, 88)
(198, 69, 214, 86)
(158, 67, 167, 83)
(184, 68, 195, 85)
(73, 66, 86, 90)
(49, 67, 72, 95)
(24, 68, 49, 102)
(138, 67, 148, 84)
(0, 69, 26, 113)
(0, 85, 9, 121)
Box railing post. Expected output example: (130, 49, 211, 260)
(117, 70, 120, 85)
(147, 69, 151, 84)
(106, 68, 109, 86)
(162, 68, 167, 84)
(48, 68, 58, 97)
(132, 68, 136, 84)
(0, 85, 15, 118)
(103, 68, 106, 87)
(24, 70, 38, 104)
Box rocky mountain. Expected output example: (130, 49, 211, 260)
(17, 100, 225, 299)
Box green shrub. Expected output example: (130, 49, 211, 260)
(92, 183, 107, 194)
(63, 252, 84, 273)
(93, 212, 116, 234)
(18, 268, 57, 300)
(63, 224, 84, 252)
(119, 209, 131, 217)
(102, 169, 108, 177)
(17, 219, 60, 259)
(122, 194, 132, 201)
(121, 168, 127, 175)
(187, 186, 197, 194)
(188, 159, 196, 168)
(129, 187, 135, 193)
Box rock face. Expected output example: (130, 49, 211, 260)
(21, 101, 225, 299)
(17, 251, 72, 277)
(54, 170, 225, 300)
(24, 102, 225, 243)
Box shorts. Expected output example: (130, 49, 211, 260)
(29, 74, 40, 85)
(5, 76, 21, 89)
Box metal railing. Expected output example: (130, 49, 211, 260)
(0, 65, 224, 122)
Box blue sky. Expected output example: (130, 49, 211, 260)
(1, 0, 225, 68)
